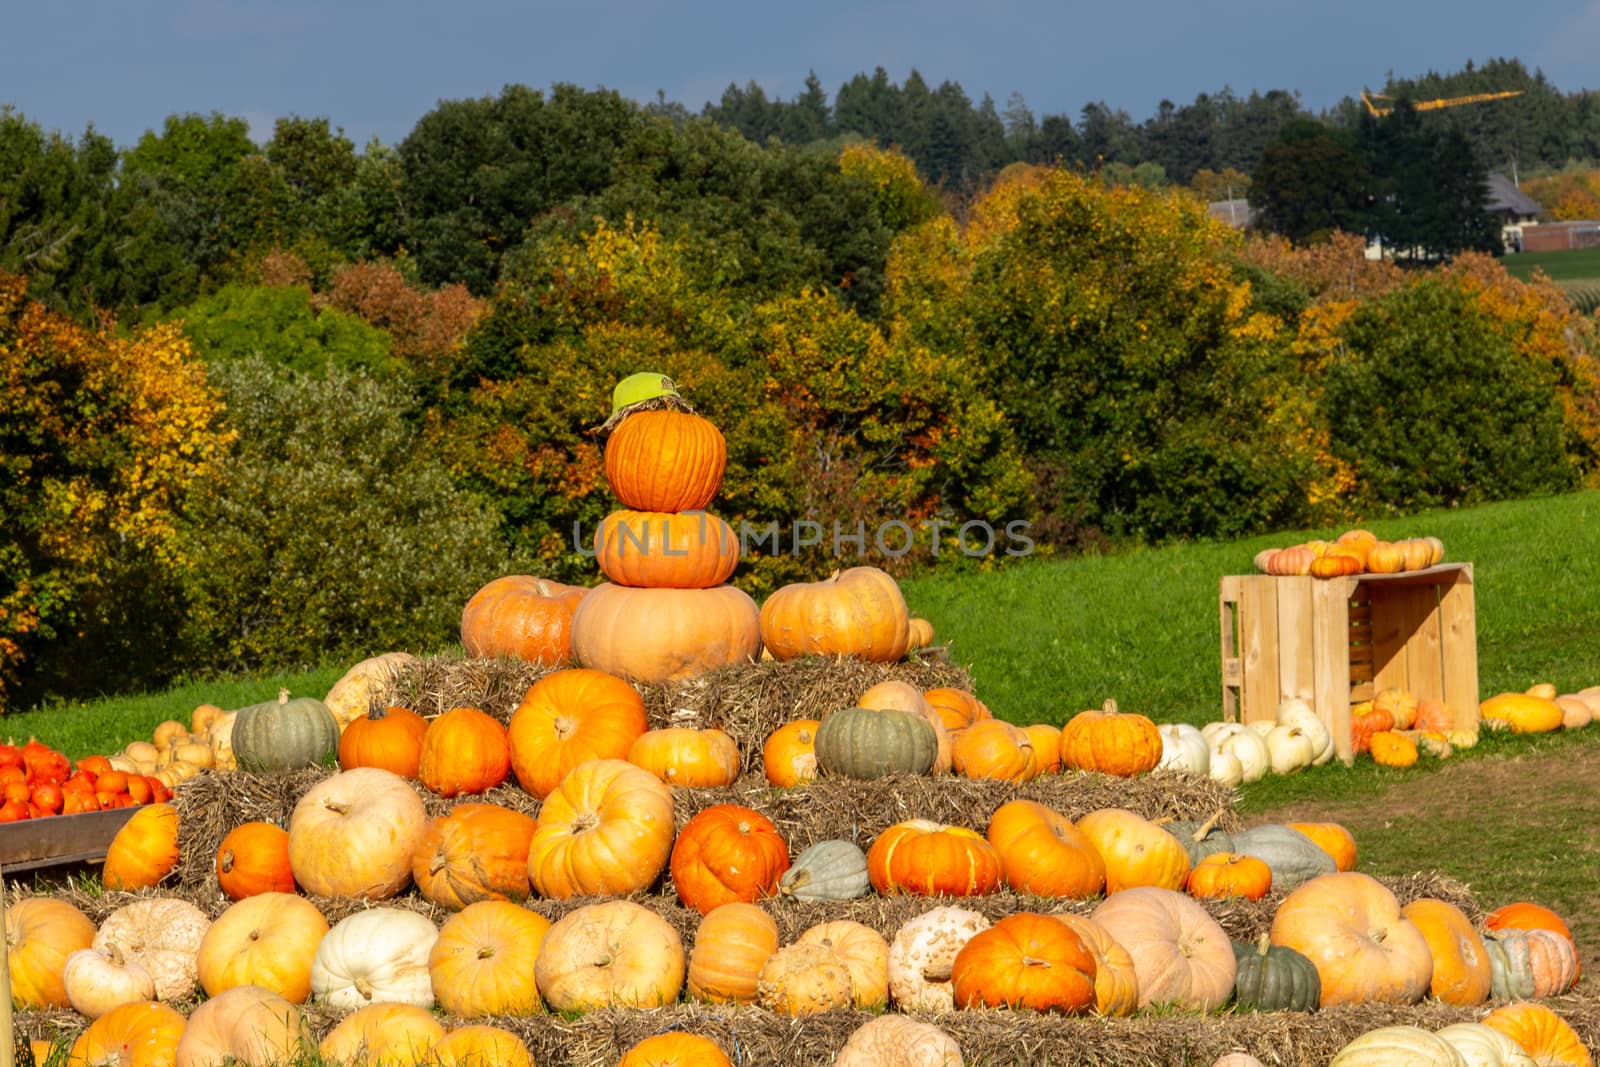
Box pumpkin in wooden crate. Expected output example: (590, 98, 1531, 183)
(196, 892, 329, 1003)
(1350, 704, 1394, 754)
(628, 727, 740, 787)
(319, 1003, 446, 1067)
(229, 689, 340, 772)
(1090, 887, 1237, 1011)
(1269, 872, 1432, 1007)
(759, 566, 912, 662)
(867, 820, 1003, 898)
(797, 919, 889, 1009)
(429, 900, 550, 1018)
(337, 705, 428, 776)
(984, 798, 1105, 898)
(1186, 853, 1272, 902)
(413, 803, 536, 910)
(670, 804, 789, 914)
(1059, 699, 1162, 776)
(814, 705, 938, 779)
(836, 1017, 963, 1067)
(534, 900, 685, 1012)
(594, 509, 739, 589)
(1230, 934, 1320, 1012)
(686, 901, 779, 1005)
(527, 758, 675, 898)
(1480, 1003, 1592, 1067)
(92, 897, 210, 1002)
(459, 575, 587, 666)
(951, 719, 1037, 782)
(102, 801, 180, 890)
(950, 912, 1097, 1013)
(604, 405, 728, 513)
(432, 1025, 535, 1067)
(570, 583, 762, 684)
(6, 898, 96, 1009)
(216, 820, 295, 900)
(311, 908, 439, 1011)
(417, 706, 511, 798)
(1400, 898, 1491, 1006)
(757, 941, 854, 1016)
(887, 906, 991, 1012)
(1076, 808, 1191, 893)
(1052, 913, 1140, 1017)
(68, 1001, 187, 1067)
(62, 944, 156, 1019)
(176, 983, 309, 1067)
(288, 767, 428, 900)
(507, 667, 649, 798)
(779, 839, 871, 903)
(762, 719, 820, 788)
(616, 1032, 734, 1067)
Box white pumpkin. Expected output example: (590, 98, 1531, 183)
(1208, 750, 1244, 788)
(1201, 721, 1246, 747)
(1263, 724, 1314, 775)
(1246, 719, 1276, 738)
(62, 945, 157, 1019)
(93, 898, 211, 1002)
(887, 907, 991, 1013)
(311, 908, 439, 1011)
(836, 1016, 963, 1067)
(1277, 705, 1335, 764)
(1329, 1026, 1467, 1067)
(1156, 723, 1209, 776)
(1275, 697, 1315, 724)
(1216, 730, 1270, 783)
(1434, 1023, 1537, 1067)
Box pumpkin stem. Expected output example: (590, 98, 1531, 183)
(1192, 809, 1226, 843)
(277, 687, 289, 705)
(590, 393, 697, 437)
(1102, 698, 1120, 714)
(1256, 931, 1272, 956)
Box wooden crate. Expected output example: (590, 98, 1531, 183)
(1219, 563, 1479, 763)
(0, 806, 138, 873)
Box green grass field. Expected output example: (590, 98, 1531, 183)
(1502, 245, 1600, 283)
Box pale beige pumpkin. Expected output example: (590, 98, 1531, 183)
(835, 1016, 964, 1067)
(1089, 886, 1236, 1011)
(311, 908, 439, 1012)
(289, 767, 428, 900)
(61, 944, 156, 1020)
(571, 583, 762, 684)
(92, 897, 211, 1002)
(534, 900, 685, 1012)
(757, 941, 855, 1016)
(1269, 871, 1432, 1007)
(175, 984, 309, 1067)
(886, 906, 991, 1012)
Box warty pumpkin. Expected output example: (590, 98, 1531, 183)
(758, 566, 911, 662)
(886, 906, 991, 1012)
(459, 574, 587, 666)
(756, 941, 854, 1016)
(570, 583, 762, 684)
(507, 667, 649, 798)
(595, 509, 739, 588)
(92, 897, 210, 1002)
(429, 900, 550, 1018)
(670, 804, 790, 914)
(797, 919, 890, 1009)
(835, 1017, 963, 1067)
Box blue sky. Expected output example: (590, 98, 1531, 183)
(4, 1, 1598, 149)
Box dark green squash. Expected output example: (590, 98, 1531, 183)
(1232, 934, 1321, 1012)
(230, 688, 340, 772)
(813, 706, 936, 779)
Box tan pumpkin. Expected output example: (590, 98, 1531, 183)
(527, 758, 676, 898)
(686, 902, 779, 1005)
(1053, 912, 1140, 1017)
(1089, 887, 1236, 1011)
(886, 906, 991, 1012)
(759, 566, 912, 662)
(1269, 871, 1432, 1007)
(5, 897, 96, 1009)
(429, 900, 550, 1018)
(459, 576, 586, 667)
(835, 1016, 963, 1067)
(288, 767, 428, 899)
(628, 727, 741, 787)
(756, 941, 855, 1016)
(534, 900, 685, 1012)
(508, 666, 649, 798)
(197, 892, 331, 1003)
(319, 1002, 446, 1067)
(62, 944, 157, 1020)
(93, 897, 211, 1002)
(570, 583, 762, 683)
(595, 509, 739, 588)
(175, 984, 309, 1067)
(322, 651, 420, 731)
(797, 919, 890, 1008)
(412, 802, 537, 910)
(311, 907, 439, 1011)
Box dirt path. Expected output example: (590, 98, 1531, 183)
(1253, 742, 1600, 983)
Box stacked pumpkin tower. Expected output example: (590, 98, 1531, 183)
(569, 372, 762, 683)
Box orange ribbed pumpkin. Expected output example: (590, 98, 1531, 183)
(595, 509, 739, 588)
(507, 668, 649, 798)
(527, 759, 675, 898)
(337, 705, 429, 776)
(1401, 898, 1491, 1006)
(605, 408, 727, 512)
(759, 567, 911, 662)
(460, 574, 587, 666)
(922, 687, 991, 731)
(1058, 700, 1162, 776)
(413, 802, 537, 910)
(867, 819, 1003, 898)
(569, 583, 763, 684)
(418, 706, 511, 798)
(686, 902, 781, 1005)
(985, 798, 1105, 898)
(671, 804, 790, 915)
(951, 913, 1097, 1013)
(68, 1001, 186, 1067)
(5, 897, 96, 1009)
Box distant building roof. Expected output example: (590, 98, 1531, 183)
(1485, 171, 1542, 218)
(1207, 198, 1255, 229)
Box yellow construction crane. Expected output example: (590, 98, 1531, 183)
(1360, 89, 1523, 118)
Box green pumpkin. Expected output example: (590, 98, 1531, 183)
(779, 839, 870, 902)
(1163, 812, 1235, 866)
(813, 706, 937, 779)
(1233, 935, 1321, 1012)
(1230, 825, 1337, 891)
(1484, 934, 1538, 1001)
(230, 688, 340, 772)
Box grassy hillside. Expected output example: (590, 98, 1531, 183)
(1502, 246, 1600, 283)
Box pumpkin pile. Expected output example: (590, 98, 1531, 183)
(1254, 528, 1446, 578)
(0, 740, 169, 823)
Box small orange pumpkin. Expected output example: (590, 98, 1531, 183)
(670, 804, 790, 915)
(1058, 700, 1162, 777)
(507, 668, 649, 798)
(413, 803, 537, 910)
(604, 408, 728, 513)
(950, 719, 1036, 782)
(1369, 730, 1418, 768)
(984, 798, 1105, 898)
(628, 727, 741, 787)
(418, 706, 511, 798)
(103, 802, 180, 891)
(337, 705, 429, 777)
(762, 719, 820, 788)
(216, 821, 296, 900)
(922, 687, 991, 731)
(1185, 852, 1272, 902)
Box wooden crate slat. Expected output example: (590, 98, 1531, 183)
(1439, 564, 1481, 730)
(1238, 577, 1280, 724)
(1313, 577, 1356, 763)
(1274, 576, 1316, 705)
(1400, 584, 1446, 704)
(1219, 576, 1243, 722)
